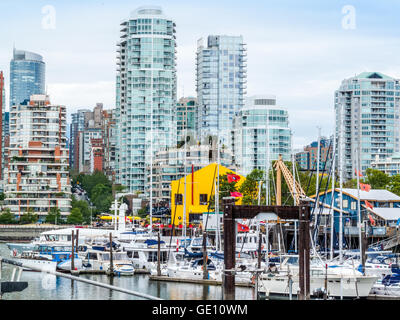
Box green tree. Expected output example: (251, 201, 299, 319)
(208, 172, 241, 210)
(45, 207, 61, 224)
(388, 174, 400, 196)
(365, 168, 390, 189)
(343, 178, 357, 188)
(81, 171, 111, 197)
(20, 208, 38, 224)
(239, 169, 265, 205)
(71, 197, 91, 224)
(0, 208, 15, 224)
(67, 208, 83, 225)
(137, 207, 147, 219)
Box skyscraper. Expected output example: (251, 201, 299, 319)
(115, 6, 177, 193)
(176, 97, 198, 144)
(196, 35, 247, 144)
(4, 94, 71, 220)
(0, 71, 4, 182)
(10, 49, 45, 107)
(70, 109, 91, 170)
(231, 95, 291, 176)
(335, 72, 400, 179)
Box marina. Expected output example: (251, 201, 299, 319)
(1, 2, 400, 309)
(0, 243, 255, 300)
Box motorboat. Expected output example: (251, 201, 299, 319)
(12, 250, 58, 272)
(166, 257, 221, 281)
(370, 272, 400, 297)
(11, 243, 82, 272)
(82, 250, 133, 274)
(258, 256, 378, 300)
(121, 236, 170, 273)
(113, 263, 135, 276)
(7, 227, 112, 256)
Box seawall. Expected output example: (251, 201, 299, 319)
(0, 225, 67, 241)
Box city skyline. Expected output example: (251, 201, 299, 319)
(0, 1, 400, 148)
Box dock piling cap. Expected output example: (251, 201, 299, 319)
(1, 281, 28, 293)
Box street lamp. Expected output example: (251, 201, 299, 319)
(89, 201, 93, 227)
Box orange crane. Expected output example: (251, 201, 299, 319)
(273, 155, 306, 206)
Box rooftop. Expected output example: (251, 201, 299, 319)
(369, 208, 400, 221)
(342, 188, 400, 201)
(356, 72, 394, 80)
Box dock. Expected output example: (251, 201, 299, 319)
(68, 269, 150, 275)
(0, 225, 67, 241)
(367, 294, 400, 300)
(149, 275, 254, 287)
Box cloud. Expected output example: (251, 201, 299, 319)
(47, 81, 115, 118)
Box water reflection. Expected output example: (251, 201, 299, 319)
(0, 243, 254, 300)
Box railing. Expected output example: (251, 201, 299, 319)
(0, 257, 162, 300)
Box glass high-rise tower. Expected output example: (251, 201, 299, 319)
(10, 49, 45, 107)
(115, 6, 177, 193)
(335, 72, 400, 179)
(196, 35, 247, 144)
(232, 95, 292, 176)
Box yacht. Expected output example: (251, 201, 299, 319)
(370, 271, 400, 297)
(121, 236, 169, 273)
(82, 250, 133, 274)
(11, 243, 82, 272)
(258, 256, 378, 299)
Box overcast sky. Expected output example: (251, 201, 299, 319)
(1, 0, 400, 148)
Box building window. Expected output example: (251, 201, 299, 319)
(351, 201, 356, 210)
(200, 194, 208, 205)
(343, 199, 349, 208)
(175, 194, 183, 205)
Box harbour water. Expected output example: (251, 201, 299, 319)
(0, 243, 255, 300)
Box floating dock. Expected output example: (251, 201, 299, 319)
(367, 294, 400, 300)
(149, 275, 254, 287)
(68, 269, 149, 276)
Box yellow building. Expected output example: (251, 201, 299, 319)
(170, 163, 245, 226)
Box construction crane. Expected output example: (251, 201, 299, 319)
(273, 155, 306, 206)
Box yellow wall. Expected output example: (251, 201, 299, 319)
(170, 163, 245, 226)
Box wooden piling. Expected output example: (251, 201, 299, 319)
(203, 232, 208, 280)
(257, 232, 262, 269)
(223, 199, 311, 301)
(71, 230, 75, 272)
(361, 222, 367, 274)
(75, 229, 79, 253)
(157, 231, 161, 277)
(109, 233, 114, 276)
(223, 200, 236, 300)
(298, 202, 310, 300)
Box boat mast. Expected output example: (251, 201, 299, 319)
(330, 131, 336, 261)
(265, 109, 270, 263)
(215, 135, 220, 252)
(315, 126, 321, 227)
(265, 108, 270, 206)
(149, 37, 154, 233)
(339, 104, 344, 263)
(183, 101, 188, 248)
(291, 130, 297, 253)
(356, 148, 362, 264)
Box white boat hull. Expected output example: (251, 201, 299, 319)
(259, 274, 378, 299)
(13, 258, 57, 272)
(370, 283, 400, 297)
(57, 258, 83, 271)
(114, 264, 135, 276)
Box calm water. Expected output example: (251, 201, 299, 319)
(0, 243, 255, 300)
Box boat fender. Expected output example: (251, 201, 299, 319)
(12, 249, 17, 257)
